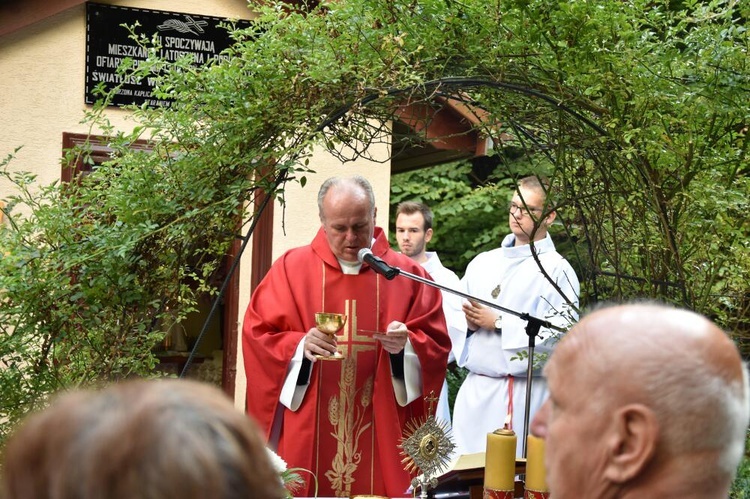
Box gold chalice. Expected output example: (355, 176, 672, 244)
(314, 312, 347, 360)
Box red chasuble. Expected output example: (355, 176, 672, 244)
(243, 227, 450, 497)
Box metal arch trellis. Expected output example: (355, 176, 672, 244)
(321, 77, 610, 138)
(180, 75, 684, 377)
(179, 75, 600, 376)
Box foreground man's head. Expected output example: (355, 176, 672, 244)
(531, 302, 749, 499)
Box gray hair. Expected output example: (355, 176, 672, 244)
(641, 342, 749, 478)
(317, 175, 376, 221)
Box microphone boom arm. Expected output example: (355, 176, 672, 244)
(396, 267, 563, 333)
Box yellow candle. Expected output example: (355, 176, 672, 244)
(525, 435, 548, 492)
(484, 428, 517, 491)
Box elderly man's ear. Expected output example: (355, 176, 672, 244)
(603, 404, 658, 483)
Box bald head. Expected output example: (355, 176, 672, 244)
(533, 302, 749, 499)
(564, 303, 744, 380)
(558, 304, 746, 407)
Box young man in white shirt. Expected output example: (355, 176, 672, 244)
(395, 201, 466, 428)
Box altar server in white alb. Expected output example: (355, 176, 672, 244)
(395, 201, 466, 428)
(453, 175, 579, 457)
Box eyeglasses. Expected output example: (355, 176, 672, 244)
(508, 202, 543, 216)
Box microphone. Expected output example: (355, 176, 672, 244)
(357, 248, 399, 280)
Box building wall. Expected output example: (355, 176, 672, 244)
(0, 0, 255, 197)
(1, 5, 91, 195)
(0, 1, 393, 409)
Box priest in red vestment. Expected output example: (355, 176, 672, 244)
(243, 175, 451, 498)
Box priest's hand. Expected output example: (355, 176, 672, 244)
(304, 328, 338, 361)
(373, 321, 409, 354)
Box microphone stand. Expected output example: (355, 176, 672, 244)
(379, 264, 563, 457)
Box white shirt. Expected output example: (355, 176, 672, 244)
(453, 233, 579, 455)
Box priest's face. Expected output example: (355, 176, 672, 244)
(321, 185, 376, 262)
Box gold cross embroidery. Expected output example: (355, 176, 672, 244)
(322, 298, 378, 497)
